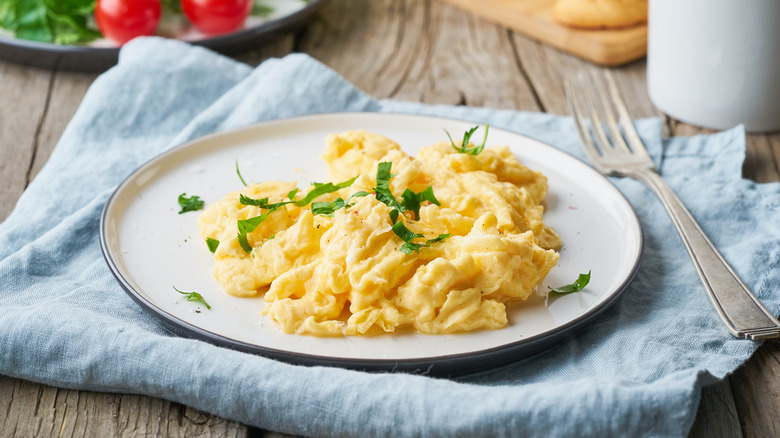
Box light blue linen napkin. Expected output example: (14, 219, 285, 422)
(2, 37, 779, 437)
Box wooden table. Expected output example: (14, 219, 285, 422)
(1, 1, 778, 436)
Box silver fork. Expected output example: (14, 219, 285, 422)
(564, 71, 780, 340)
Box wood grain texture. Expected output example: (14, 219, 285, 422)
(0, 376, 251, 437)
(300, 0, 541, 110)
(511, 35, 659, 118)
(743, 135, 780, 184)
(437, 0, 647, 66)
(731, 340, 780, 438)
(29, 71, 99, 182)
(0, 62, 52, 222)
(690, 379, 744, 438)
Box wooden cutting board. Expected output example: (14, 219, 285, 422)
(438, 0, 647, 66)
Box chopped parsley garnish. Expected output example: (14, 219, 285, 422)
(372, 162, 448, 252)
(548, 271, 591, 294)
(232, 162, 446, 255)
(178, 193, 204, 214)
(239, 177, 357, 210)
(238, 194, 269, 207)
(392, 220, 423, 242)
(236, 201, 286, 254)
(349, 190, 371, 201)
(312, 191, 370, 217)
(444, 124, 489, 155)
(373, 162, 440, 220)
(372, 162, 404, 211)
(206, 238, 220, 253)
(236, 177, 358, 253)
(401, 186, 440, 220)
(239, 194, 288, 210)
(312, 198, 347, 216)
(237, 232, 253, 253)
(237, 209, 277, 235)
(392, 221, 450, 254)
(293, 176, 359, 206)
(400, 189, 420, 219)
(174, 286, 211, 310)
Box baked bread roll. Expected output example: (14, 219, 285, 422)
(553, 0, 648, 29)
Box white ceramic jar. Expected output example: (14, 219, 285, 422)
(647, 0, 780, 132)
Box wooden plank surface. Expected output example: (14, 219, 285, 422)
(0, 62, 52, 223)
(438, 0, 647, 66)
(0, 375, 250, 437)
(0, 0, 779, 436)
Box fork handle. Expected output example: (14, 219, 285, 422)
(631, 168, 780, 340)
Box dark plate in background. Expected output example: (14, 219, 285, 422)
(0, 0, 326, 72)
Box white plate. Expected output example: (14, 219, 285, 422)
(100, 112, 643, 375)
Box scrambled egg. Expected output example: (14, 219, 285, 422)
(197, 130, 561, 336)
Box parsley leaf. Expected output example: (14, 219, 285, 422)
(399, 242, 423, 254)
(400, 186, 441, 220)
(389, 208, 400, 224)
(392, 221, 424, 242)
(392, 221, 449, 254)
(349, 190, 371, 201)
(239, 194, 269, 207)
(373, 162, 404, 211)
(295, 176, 359, 206)
(178, 193, 204, 214)
(417, 186, 440, 206)
(237, 210, 276, 234)
(206, 238, 219, 253)
(548, 271, 591, 294)
(444, 124, 490, 155)
(312, 198, 347, 216)
(239, 194, 294, 211)
(399, 234, 450, 254)
(237, 232, 253, 253)
(174, 286, 211, 310)
(373, 162, 439, 220)
(312, 191, 371, 217)
(373, 162, 447, 251)
(235, 160, 248, 186)
(236, 178, 358, 254)
(235, 208, 278, 254)
(400, 189, 420, 220)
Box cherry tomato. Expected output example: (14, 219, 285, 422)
(95, 0, 161, 45)
(181, 0, 253, 35)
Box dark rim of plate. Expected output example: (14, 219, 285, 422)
(0, 0, 328, 72)
(98, 112, 644, 377)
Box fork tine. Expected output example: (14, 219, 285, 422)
(591, 72, 632, 154)
(564, 78, 608, 171)
(604, 71, 654, 163)
(578, 74, 619, 159)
